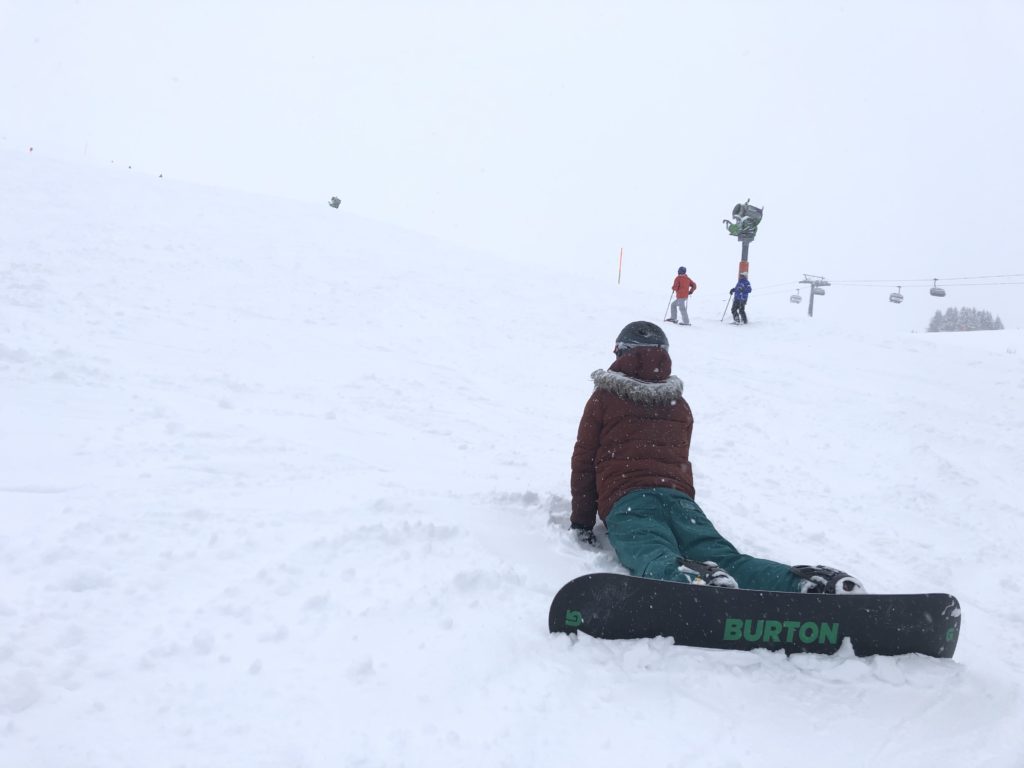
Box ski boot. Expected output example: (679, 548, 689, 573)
(678, 558, 738, 588)
(792, 565, 866, 594)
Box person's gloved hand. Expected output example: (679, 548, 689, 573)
(729, 288, 735, 294)
(570, 522, 597, 547)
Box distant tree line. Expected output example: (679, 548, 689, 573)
(926, 307, 1004, 333)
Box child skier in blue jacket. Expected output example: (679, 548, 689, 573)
(729, 273, 752, 324)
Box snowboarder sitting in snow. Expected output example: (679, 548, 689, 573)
(569, 320, 864, 594)
(729, 272, 752, 324)
(668, 266, 697, 325)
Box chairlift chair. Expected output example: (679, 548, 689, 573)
(889, 286, 904, 304)
(930, 278, 946, 297)
(812, 287, 826, 295)
(790, 288, 802, 304)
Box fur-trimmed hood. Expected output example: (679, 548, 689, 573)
(591, 369, 684, 407)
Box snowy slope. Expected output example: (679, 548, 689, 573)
(2, 151, 1023, 767)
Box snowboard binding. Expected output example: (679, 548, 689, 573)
(792, 565, 866, 594)
(677, 558, 738, 588)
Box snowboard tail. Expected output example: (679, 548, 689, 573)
(549, 573, 960, 658)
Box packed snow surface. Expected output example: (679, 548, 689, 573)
(2, 152, 1023, 767)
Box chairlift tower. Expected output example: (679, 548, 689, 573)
(799, 274, 831, 317)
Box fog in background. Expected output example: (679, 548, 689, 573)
(3, 1, 1022, 327)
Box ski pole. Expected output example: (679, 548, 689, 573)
(663, 290, 674, 321)
(720, 294, 733, 322)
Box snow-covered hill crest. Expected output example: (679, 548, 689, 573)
(2, 151, 1023, 767)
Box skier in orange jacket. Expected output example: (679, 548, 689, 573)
(668, 267, 697, 325)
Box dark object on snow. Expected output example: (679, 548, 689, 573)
(549, 572, 961, 658)
(328, 196, 341, 209)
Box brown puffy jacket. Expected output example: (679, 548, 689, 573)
(570, 347, 695, 528)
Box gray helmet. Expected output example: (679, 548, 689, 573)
(678, 266, 686, 275)
(614, 321, 669, 356)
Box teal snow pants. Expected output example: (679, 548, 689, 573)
(605, 488, 805, 592)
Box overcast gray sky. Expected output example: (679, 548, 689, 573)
(3, 1, 1022, 322)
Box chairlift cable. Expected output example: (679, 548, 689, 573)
(828, 273, 1024, 284)
(814, 281, 1024, 289)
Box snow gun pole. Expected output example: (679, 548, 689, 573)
(617, 247, 623, 284)
(720, 294, 733, 322)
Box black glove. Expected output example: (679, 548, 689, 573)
(570, 522, 597, 547)
(729, 288, 735, 294)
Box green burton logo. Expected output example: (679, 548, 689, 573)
(723, 617, 840, 646)
(565, 610, 584, 629)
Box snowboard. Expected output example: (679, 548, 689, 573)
(549, 573, 961, 658)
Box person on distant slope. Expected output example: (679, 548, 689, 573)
(668, 266, 697, 325)
(729, 272, 752, 324)
(569, 320, 864, 594)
